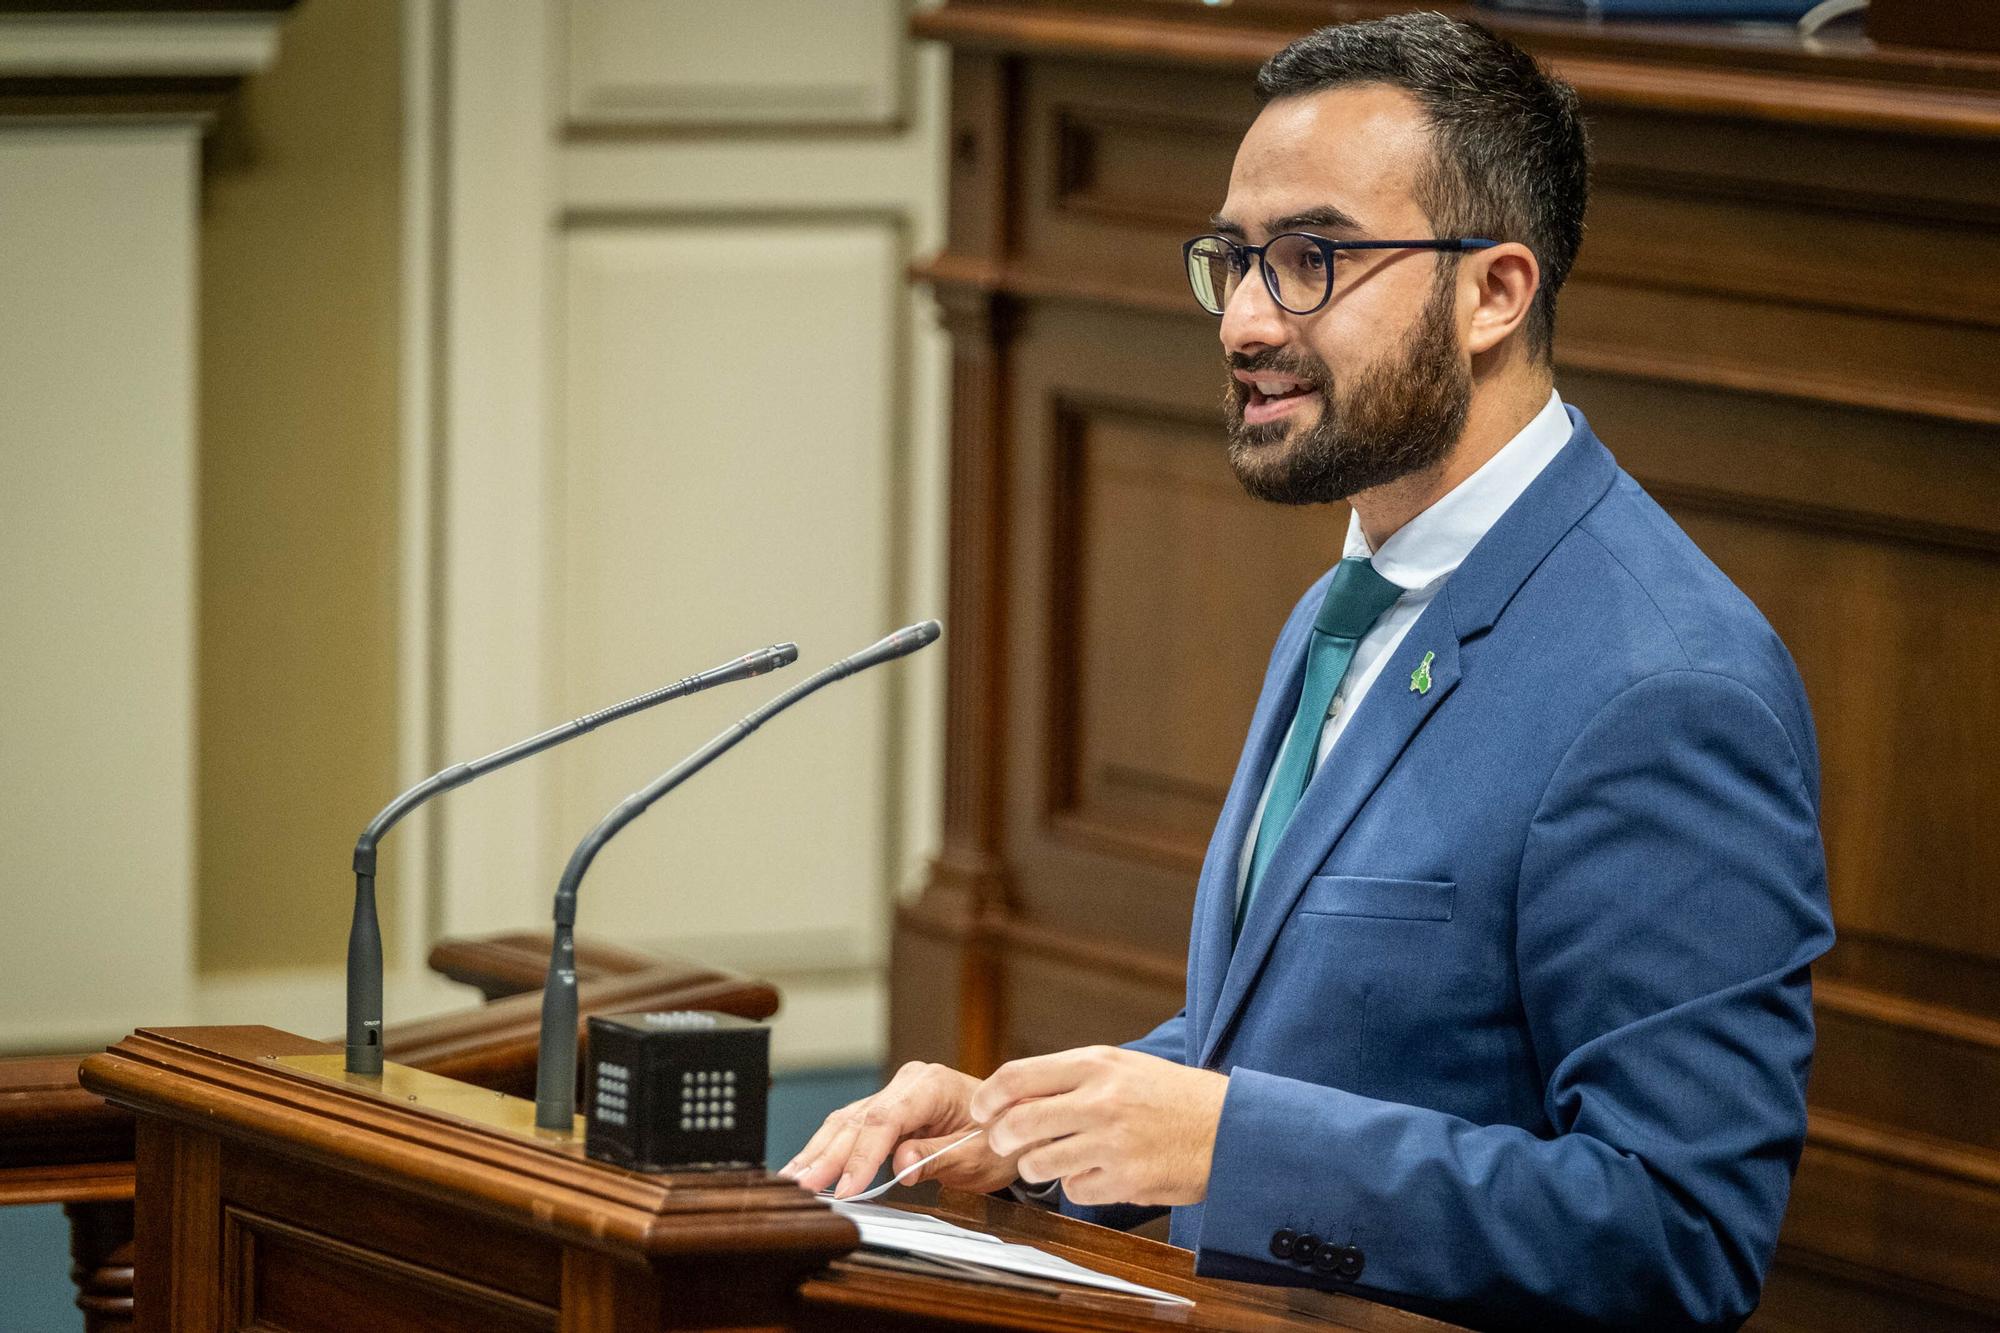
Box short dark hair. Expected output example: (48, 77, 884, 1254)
(1255, 12, 1589, 362)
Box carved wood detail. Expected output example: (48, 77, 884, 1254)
(64, 1199, 134, 1333)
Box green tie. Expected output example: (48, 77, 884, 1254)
(1237, 558, 1404, 939)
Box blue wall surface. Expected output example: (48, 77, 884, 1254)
(1, 1203, 81, 1332)
(0, 1066, 881, 1332)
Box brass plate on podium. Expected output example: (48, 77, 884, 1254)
(269, 1053, 585, 1141)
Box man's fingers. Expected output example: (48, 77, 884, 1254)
(827, 1064, 971, 1197)
(970, 1046, 1115, 1124)
(788, 1115, 867, 1194)
(890, 1134, 958, 1178)
(1015, 1131, 1100, 1187)
(983, 1092, 1087, 1159)
(784, 1062, 960, 1193)
(1054, 1166, 1113, 1207)
(895, 1132, 1025, 1193)
(779, 1100, 863, 1179)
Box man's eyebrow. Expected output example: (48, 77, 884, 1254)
(1205, 204, 1369, 239)
(1269, 204, 1368, 235)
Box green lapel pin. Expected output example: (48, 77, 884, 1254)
(1409, 650, 1435, 696)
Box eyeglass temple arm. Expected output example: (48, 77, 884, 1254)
(1321, 238, 1498, 251)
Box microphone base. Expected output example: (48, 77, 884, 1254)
(275, 1052, 583, 1140)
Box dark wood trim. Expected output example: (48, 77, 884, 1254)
(912, 3, 2000, 134)
(426, 931, 695, 1002)
(918, 251, 2000, 429)
(0, 1054, 137, 1175)
(1815, 980, 2000, 1058)
(1640, 478, 2000, 558)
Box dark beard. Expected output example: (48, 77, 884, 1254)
(1224, 278, 1471, 507)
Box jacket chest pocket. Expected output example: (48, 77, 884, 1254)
(1297, 874, 1456, 922)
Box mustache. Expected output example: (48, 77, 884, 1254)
(1226, 349, 1330, 391)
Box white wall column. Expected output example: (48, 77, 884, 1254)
(0, 8, 287, 1049)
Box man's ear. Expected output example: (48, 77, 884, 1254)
(1463, 243, 1540, 357)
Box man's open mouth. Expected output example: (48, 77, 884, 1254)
(1236, 371, 1319, 427)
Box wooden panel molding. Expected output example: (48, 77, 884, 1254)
(564, 0, 907, 134)
(225, 1207, 557, 1333)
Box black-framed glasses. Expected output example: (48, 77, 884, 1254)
(1183, 232, 1498, 316)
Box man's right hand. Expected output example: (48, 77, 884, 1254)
(779, 1061, 1024, 1198)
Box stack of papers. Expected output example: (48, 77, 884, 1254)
(829, 1199, 1193, 1306)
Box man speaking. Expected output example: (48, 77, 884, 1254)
(785, 13, 1833, 1329)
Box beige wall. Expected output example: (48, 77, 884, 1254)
(196, 0, 406, 973)
(0, 124, 201, 1051)
(1, 0, 946, 1069)
(433, 0, 949, 1068)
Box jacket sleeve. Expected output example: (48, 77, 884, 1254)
(1193, 670, 1835, 1331)
(1049, 1009, 1191, 1229)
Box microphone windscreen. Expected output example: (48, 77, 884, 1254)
(846, 619, 942, 671)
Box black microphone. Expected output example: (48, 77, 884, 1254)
(344, 642, 799, 1075)
(532, 619, 942, 1129)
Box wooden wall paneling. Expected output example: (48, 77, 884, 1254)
(1016, 58, 1248, 307)
(945, 51, 1013, 261)
(994, 301, 1349, 1055)
(999, 944, 1182, 1063)
(891, 49, 1023, 1080)
(890, 281, 1016, 1079)
(1757, 1249, 2000, 1333)
(1779, 1119, 2000, 1312)
(901, 5, 2000, 1324)
(1554, 372, 2000, 973)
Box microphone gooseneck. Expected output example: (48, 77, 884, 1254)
(533, 619, 942, 1130)
(343, 642, 798, 1074)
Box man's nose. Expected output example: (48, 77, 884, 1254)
(1219, 266, 1289, 358)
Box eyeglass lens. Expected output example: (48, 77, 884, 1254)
(1186, 234, 1332, 315)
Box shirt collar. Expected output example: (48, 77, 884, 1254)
(1342, 389, 1571, 594)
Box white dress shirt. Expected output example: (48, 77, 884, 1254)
(1235, 389, 1574, 903)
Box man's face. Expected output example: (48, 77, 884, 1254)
(1213, 86, 1471, 506)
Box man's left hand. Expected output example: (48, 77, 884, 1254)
(969, 1046, 1229, 1207)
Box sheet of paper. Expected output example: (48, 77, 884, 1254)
(829, 1199, 1193, 1306)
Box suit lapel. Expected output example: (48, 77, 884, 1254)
(1188, 581, 1323, 1053)
(1199, 628, 1461, 1067)
(1194, 409, 1622, 1068)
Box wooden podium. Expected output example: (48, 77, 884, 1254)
(80, 1027, 1457, 1332)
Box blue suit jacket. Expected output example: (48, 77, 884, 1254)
(1065, 408, 1834, 1331)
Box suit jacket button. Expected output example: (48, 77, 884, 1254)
(1293, 1233, 1322, 1266)
(1311, 1244, 1342, 1274)
(1336, 1246, 1365, 1282)
(1269, 1228, 1295, 1260)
